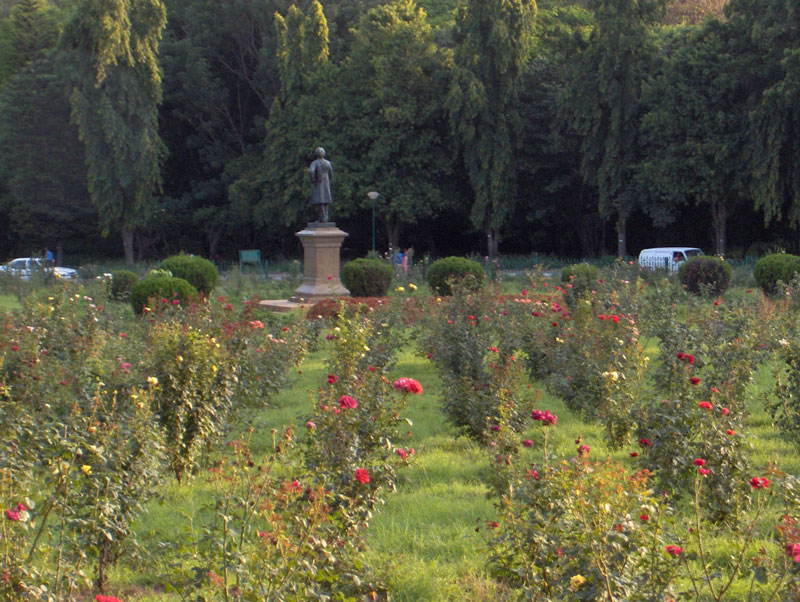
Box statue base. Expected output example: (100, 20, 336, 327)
(290, 223, 350, 303)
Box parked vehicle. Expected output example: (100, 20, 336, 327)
(638, 247, 704, 272)
(0, 257, 78, 280)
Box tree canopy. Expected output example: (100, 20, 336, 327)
(2, 0, 800, 261)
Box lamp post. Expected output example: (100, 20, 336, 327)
(367, 191, 379, 251)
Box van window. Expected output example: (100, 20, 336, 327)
(685, 249, 702, 258)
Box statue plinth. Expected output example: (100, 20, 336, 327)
(291, 222, 350, 303)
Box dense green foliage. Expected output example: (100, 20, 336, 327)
(426, 255, 484, 295)
(159, 253, 218, 296)
(678, 255, 732, 295)
(560, 261, 599, 306)
(59, 0, 167, 264)
(341, 257, 393, 297)
(129, 274, 198, 313)
(110, 269, 138, 300)
(753, 253, 800, 294)
(2, 0, 800, 264)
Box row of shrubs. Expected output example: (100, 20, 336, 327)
(111, 253, 219, 312)
(342, 256, 485, 296)
(111, 251, 800, 309)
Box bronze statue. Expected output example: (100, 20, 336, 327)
(309, 147, 333, 222)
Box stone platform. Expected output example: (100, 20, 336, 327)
(258, 299, 306, 313)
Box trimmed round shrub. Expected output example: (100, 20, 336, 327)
(561, 262, 599, 307)
(130, 275, 198, 314)
(159, 253, 218, 296)
(341, 258, 393, 297)
(753, 253, 800, 295)
(678, 256, 732, 295)
(426, 256, 485, 296)
(111, 270, 138, 301)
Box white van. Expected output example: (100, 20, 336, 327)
(638, 247, 704, 272)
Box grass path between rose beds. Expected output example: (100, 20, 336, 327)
(122, 340, 797, 601)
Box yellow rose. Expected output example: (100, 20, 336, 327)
(570, 575, 586, 590)
(81, 465, 92, 476)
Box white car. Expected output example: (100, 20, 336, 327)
(0, 258, 78, 280)
(638, 247, 704, 272)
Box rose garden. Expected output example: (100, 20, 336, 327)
(0, 256, 799, 601)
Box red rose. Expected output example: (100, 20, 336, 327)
(665, 545, 683, 556)
(698, 401, 713, 410)
(354, 468, 370, 484)
(749, 477, 769, 489)
(693, 458, 706, 466)
(690, 377, 701, 385)
(327, 374, 338, 384)
(522, 439, 533, 448)
(639, 514, 649, 522)
(638, 438, 652, 448)
(699, 468, 710, 475)
(338, 395, 358, 409)
(531, 409, 557, 426)
(393, 377, 423, 394)
(721, 407, 729, 415)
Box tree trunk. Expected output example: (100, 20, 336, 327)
(711, 200, 726, 256)
(207, 229, 222, 261)
(617, 213, 627, 258)
(487, 226, 499, 260)
(385, 218, 401, 256)
(122, 227, 135, 265)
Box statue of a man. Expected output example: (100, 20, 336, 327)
(309, 147, 333, 222)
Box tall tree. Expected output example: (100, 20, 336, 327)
(0, 57, 96, 255)
(60, 0, 167, 264)
(728, 0, 800, 242)
(333, 0, 454, 252)
(242, 1, 332, 243)
(556, 0, 664, 257)
(446, 0, 537, 259)
(639, 23, 750, 255)
(159, 0, 280, 257)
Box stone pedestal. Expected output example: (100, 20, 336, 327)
(291, 222, 350, 303)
